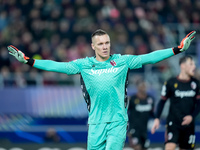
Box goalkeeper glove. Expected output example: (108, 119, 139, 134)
(7, 45, 29, 63)
(7, 45, 35, 66)
(173, 31, 196, 54)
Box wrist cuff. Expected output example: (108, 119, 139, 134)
(172, 47, 181, 55)
(26, 58, 35, 66)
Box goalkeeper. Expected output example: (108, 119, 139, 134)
(7, 29, 196, 150)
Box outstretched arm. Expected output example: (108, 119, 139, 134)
(32, 60, 75, 74)
(140, 48, 174, 65)
(7, 45, 80, 75)
(140, 31, 196, 65)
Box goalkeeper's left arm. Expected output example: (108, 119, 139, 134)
(139, 31, 196, 65)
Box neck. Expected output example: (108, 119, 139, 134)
(137, 92, 147, 99)
(178, 72, 191, 81)
(95, 55, 110, 62)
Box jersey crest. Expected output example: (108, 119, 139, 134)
(191, 81, 197, 89)
(174, 83, 178, 88)
(134, 98, 140, 104)
(147, 97, 153, 104)
(110, 60, 116, 66)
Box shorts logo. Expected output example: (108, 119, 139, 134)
(132, 137, 139, 144)
(168, 132, 173, 140)
(130, 129, 135, 134)
(110, 60, 116, 66)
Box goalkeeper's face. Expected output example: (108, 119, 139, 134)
(91, 34, 111, 61)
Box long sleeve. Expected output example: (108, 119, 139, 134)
(155, 99, 167, 119)
(155, 80, 170, 119)
(124, 48, 175, 69)
(32, 59, 83, 75)
(139, 48, 174, 65)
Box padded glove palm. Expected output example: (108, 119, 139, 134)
(7, 45, 29, 63)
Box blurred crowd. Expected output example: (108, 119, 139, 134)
(0, 0, 200, 87)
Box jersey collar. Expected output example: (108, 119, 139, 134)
(93, 55, 113, 63)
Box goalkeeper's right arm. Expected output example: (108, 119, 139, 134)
(7, 45, 77, 74)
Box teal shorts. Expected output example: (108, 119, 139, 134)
(87, 121, 127, 150)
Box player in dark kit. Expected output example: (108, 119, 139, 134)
(151, 56, 200, 150)
(128, 80, 155, 150)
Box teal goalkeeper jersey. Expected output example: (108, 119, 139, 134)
(33, 48, 174, 124)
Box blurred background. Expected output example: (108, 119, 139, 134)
(0, 0, 200, 149)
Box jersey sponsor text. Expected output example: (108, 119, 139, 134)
(135, 104, 152, 112)
(89, 67, 119, 75)
(175, 90, 196, 98)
